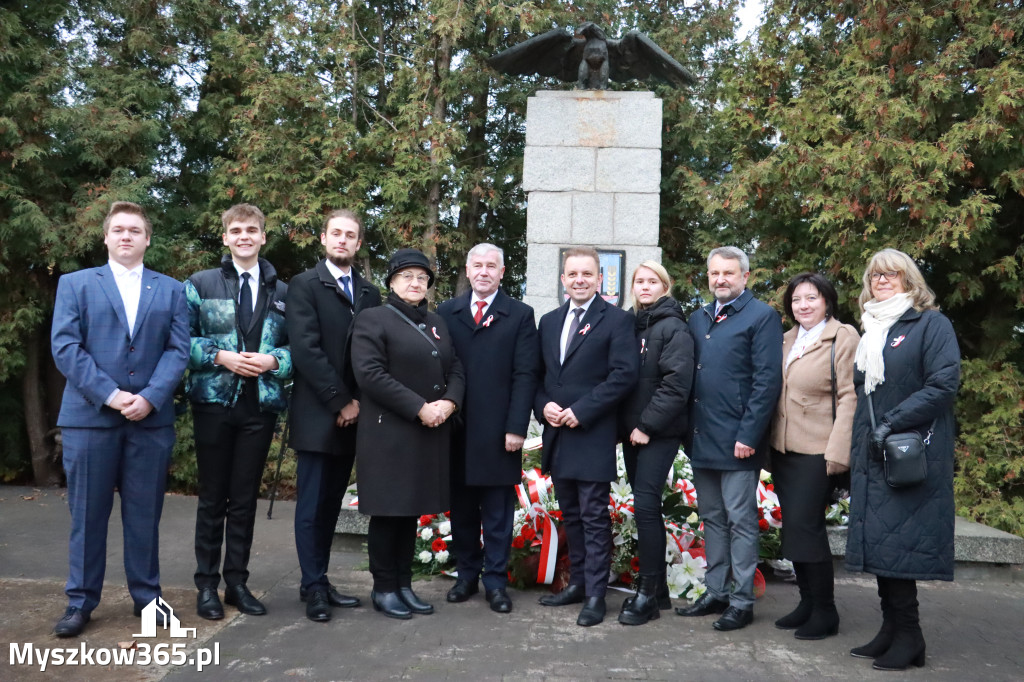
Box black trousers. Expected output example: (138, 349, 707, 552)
(622, 438, 679, 576)
(450, 482, 516, 591)
(552, 477, 612, 599)
(192, 395, 277, 590)
(294, 448, 355, 591)
(772, 449, 832, 563)
(367, 515, 417, 592)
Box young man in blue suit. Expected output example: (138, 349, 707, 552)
(438, 243, 540, 614)
(50, 201, 190, 637)
(534, 246, 638, 627)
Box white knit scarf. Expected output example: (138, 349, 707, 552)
(856, 293, 914, 394)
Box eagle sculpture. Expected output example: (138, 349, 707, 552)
(488, 23, 697, 90)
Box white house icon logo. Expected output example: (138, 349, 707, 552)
(133, 597, 197, 639)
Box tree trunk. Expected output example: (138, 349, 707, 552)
(423, 33, 452, 302)
(23, 321, 61, 486)
(453, 77, 490, 297)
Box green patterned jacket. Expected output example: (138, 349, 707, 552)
(184, 256, 292, 413)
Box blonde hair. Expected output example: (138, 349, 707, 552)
(630, 260, 672, 310)
(103, 201, 151, 236)
(858, 248, 938, 312)
(221, 203, 266, 232)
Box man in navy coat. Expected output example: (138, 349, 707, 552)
(676, 246, 782, 631)
(534, 246, 638, 627)
(438, 243, 540, 614)
(50, 201, 190, 637)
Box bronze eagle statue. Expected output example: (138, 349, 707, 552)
(488, 23, 697, 90)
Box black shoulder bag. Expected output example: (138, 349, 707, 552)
(866, 392, 933, 488)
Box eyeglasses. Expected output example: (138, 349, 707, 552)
(396, 272, 430, 284)
(870, 271, 900, 281)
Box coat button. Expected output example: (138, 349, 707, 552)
(418, 323, 427, 330)
(693, 428, 700, 434)
(694, 398, 699, 404)
(696, 364, 702, 370)
(705, 334, 710, 339)
(433, 385, 441, 391)
(431, 350, 438, 357)
(129, 346, 135, 352)
(129, 371, 135, 376)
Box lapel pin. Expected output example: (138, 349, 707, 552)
(432, 326, 441, 340)
(146, 285, 151, 290)
(715, 313, 727, 323)
(482, 315, 494, 328)
(890, 334, 906, 347)
(640, 338, 647, 356)
(579, 323, 591, 336)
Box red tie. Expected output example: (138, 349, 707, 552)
(474, 301, 486, 324)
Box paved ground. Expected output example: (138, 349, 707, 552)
(2, 485, 1022, 681)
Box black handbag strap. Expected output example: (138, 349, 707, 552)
(830, 337, 837, 422)
(384, 304, 439, 353)
(866, 392, 936, 445)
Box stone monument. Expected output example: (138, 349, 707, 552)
(521, 89, 664, 318)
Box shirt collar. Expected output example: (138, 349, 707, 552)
(232, 260, 260, 283)
(324, 259, 352, 281)
(571, 294, 597, 315)
(471, 290, 498, 309)
(108, 260, 144, 278)
(797, 318, 827, 340)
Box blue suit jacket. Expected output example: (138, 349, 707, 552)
(51, 264, 190, 428)
(534, 295, 638, 481)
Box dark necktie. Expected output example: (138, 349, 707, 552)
(474, 300, 486, 325)
(238, 272, 253, 331)
(563, 308, 583, 361)
(340, 274, 352, 302)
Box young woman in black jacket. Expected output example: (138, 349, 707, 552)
(618, 261, 695, 625)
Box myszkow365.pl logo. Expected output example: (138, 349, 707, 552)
(8, 597, 220, 672)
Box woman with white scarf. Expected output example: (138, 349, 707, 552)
(844, 249, 960, 672)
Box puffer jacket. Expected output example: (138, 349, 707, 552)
(845, 308, 960, 581)
(185, 255, 292, 413)
(619, 296, 694, 440)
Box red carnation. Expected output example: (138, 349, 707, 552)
(520, 526, 537, 541)
(419, 514, 434, 526)
(431, 538, 447, 552)
(770, 507, 782, 521)
(511, 536, 526, 549)
(551, 511, 563, 520)
(630, 557, 640, 572)
(758, 518, 770, 532)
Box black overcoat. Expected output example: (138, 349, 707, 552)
(437, 290, 540, 486)
(351, 304, 465, 516)
(618, 296, 695, 440)
(286, 260, 381, 455)
(534, 295, 639, 481)
(686, 289, 783, 471)
(845, 308, 960, 581)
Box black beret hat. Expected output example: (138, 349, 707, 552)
(386, 248, 435, 288)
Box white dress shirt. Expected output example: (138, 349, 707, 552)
(324, 259, 353, 299)
(786, 318, 827, 368)
(470, 290, 498, 320)
(233, 261, 260, 311)
(105, 260, 144, 405)
(559, 294, 596, 364)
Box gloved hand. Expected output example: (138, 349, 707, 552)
(871, 421, 892, 457)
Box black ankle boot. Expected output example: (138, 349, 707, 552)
(794, 561, 839, 640)
(623, 572, 672, 610)
(618, 575, 661, 625)
(775, 562, 811, 629)
(872, 578, 925, 671)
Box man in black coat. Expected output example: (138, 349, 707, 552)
(438, 243, 540, 614)
(677, 246, 782, 632)
(534, 246, 638, 627)
(286, 209, 381, 622)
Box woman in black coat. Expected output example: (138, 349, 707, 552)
(845, 249, 960, 671)
(617, 261, 694, 625)
(351, 249, 465, 619)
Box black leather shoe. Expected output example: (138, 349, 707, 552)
(486, 588, 513, 613)
(224, 584, 266, 615)
(675, 592, 729, 617)
(576, 596, 606, 627)
(54, 607, 90, 637)
(300, 583, 361, 608)
(196, 588, 224, 620)
(713, 605, 754, 631)
(538, 583, 585, 607)
(398, 587, 434, 614)
(446, 579, 479, 603)
(305, 589, 332, 622)
(371, 590, 413, 620)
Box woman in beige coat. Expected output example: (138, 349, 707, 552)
(771, 273, 859, 640)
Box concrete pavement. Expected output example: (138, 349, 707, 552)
(2, 485, 1022, 681)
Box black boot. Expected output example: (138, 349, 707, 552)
(623, 568, 672, 610)
(794, 561, 839, 640)
(618, 575, 661, 625)
(851, 576, 895, 658)
(873, 579, 926, 671)
(775, 561, 812, 629)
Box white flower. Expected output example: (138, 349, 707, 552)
(418, 551, 433, 564)
(434, 550, 449, 563)
(419, 527, 433, 540)
(685, 582, 706, 601)
(437, 520, 451, 536)
(610, 479, 633, 503)
(760, 469, 772, 482)
(686, 511, 699, 525)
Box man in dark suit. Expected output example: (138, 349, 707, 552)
(185, 203, 291, 620)
(50, 201, 190, 637)
(438, 243, 540, 614)
(534, 246, 638, 627)
(287, 209, 381, 622)
(675, 246, 782, 631)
